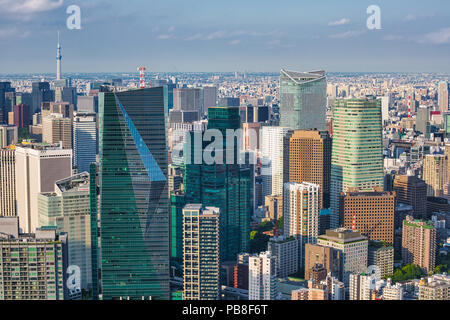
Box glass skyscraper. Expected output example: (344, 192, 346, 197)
(280, 69, 327, 131)
(183, 106, 252, 262)
(330, 98, 384, 228)
(99, 87, 170, 300)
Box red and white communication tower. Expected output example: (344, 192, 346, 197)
(138, 66, 146, 89)
(408, 95, 412, 118)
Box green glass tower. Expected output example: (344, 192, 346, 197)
(280, 69, 327, 131)
(183, 106, 252, 262)
(89, 163, 99, 300)
(99, 87, 169, 300)
(330, 98, 384, 228)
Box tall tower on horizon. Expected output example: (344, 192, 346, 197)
(56, 31, 62, 80)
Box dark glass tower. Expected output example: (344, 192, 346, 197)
(183, 106, 252, 262)
(99, 87, 170, 300)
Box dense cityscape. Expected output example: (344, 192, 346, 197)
(0, 1, 449, 309)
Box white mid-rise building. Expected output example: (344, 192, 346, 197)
(249, 251, 278, 300)
(73, 112, 97, 173)
(267, 235, 299, 278)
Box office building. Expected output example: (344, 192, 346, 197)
(31, 81, 53, 114)
(248, 251, 278, 300)
(99, 87, 170, 300)
(340, 190, 395, 244)
(77, 96, 98, 113)
(304, 243, 341, 281)
(233, 253, 250, 290)
(184, 106, 252, 262)
(330, 98, 384, 228)
(203, 86, 217, 110)
(317, 228, 368, 284)
(267, 235, 299, 278)
(0, 82, 14, 124)
(284, 182, 320, 267)
(173, 88, 204, 115)
(349, 273, 379, 300)
(416, 106, 430, 135)
(13, 104, 31, 128)
(0, 218, 68, 300)
(42, 114, 73, 149)
(283, 130, 331, 209)
(402, 216, 436, 273)
(15, 145, 72, 233)
(41, 102, 73, 119)
(0, 125, 18, 148)
(0, 149, 16, 217)
(279, 69, 326, 131)
(423, 154, 448, 197)
(37, 173, 92, 290)
(183, 204, 220, 300)
(393, 175, 427, 218)
(261, 126, 291, 197)
(73, 113, 97, 173)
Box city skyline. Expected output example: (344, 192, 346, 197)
(0, 0, 449, 74)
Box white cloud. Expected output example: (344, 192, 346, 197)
(418, 27, 450, 44)
(228, 39, 241, 46)
(157, 34, 176, 40)
(330, 30, 365, 39)
(383, 34, 404, 41)
(328, 18, 350, 26)
(403, 14, 417, 22)
(0, 0, 63, 14)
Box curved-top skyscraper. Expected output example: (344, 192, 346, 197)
(280, 69, 326, 131)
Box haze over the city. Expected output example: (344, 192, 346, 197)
(0, 0, 450, 74)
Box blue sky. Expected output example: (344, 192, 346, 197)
(0, 0, 449, 73)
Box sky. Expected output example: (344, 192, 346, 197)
(0, 0, 449, 74)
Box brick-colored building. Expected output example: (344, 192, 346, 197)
(304, 243, 341, 281)
(341, 189, 395, 244)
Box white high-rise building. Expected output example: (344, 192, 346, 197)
(261, 126, 291, 197)
(0, 149, 16, 217)
(73, 112, 97, 173)
(381, 96, 390, 124)
(283, 182, 320, 266)
(383, 279, 403, 300)
(15, 145, 72, 233)
(37, 172, 92, 290)
(249, 251, 278, 300)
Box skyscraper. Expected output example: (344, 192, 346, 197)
(99, 87, 170, 300)
(0, 125, 18, 148)
(182, 204, 220, 300)
(31, 82, 53, 114)
(283, 130, 331, 209)
(261, 126, 291, 197)
(183, 106, 252, 262)
(330, 98, 384, 228)
(173, 88, 204, 115)
(279, 69, 326, 131)
(0, 82, 14, 124)
(439, 81, 449, 114)
(13, 104, 31, 128)
(0, 149, 16, 217)
(283, 182, 320, 268)
(73, 112, 97, 173)
(15, 145, 72, 233)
